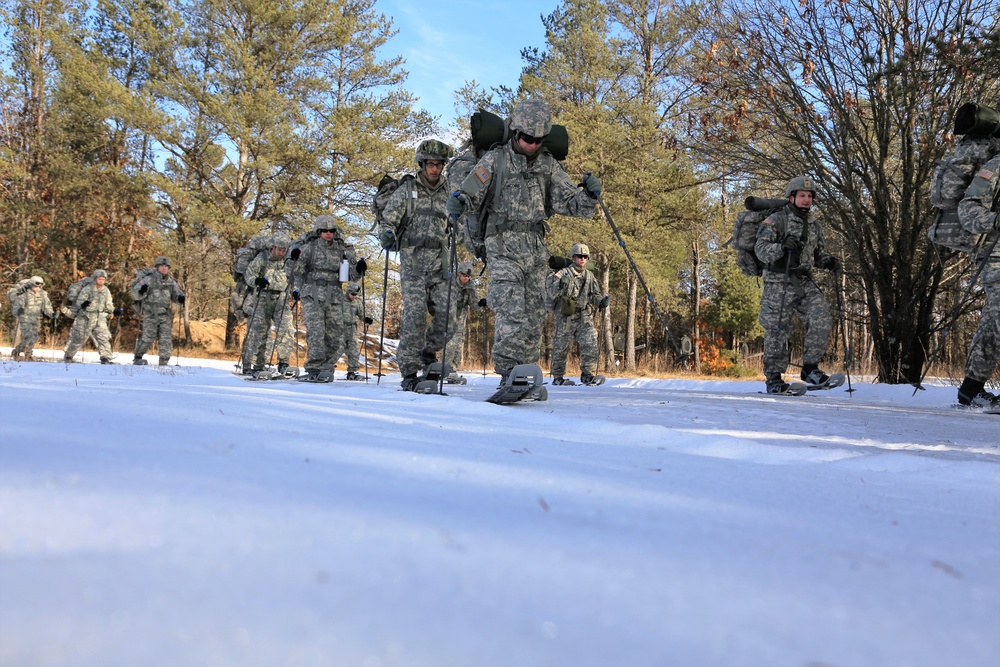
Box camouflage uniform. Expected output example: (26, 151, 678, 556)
(339, 284, 367, 376)
(9, 277, 54, 360)
(455, 99, 598, 378)
(550, 263, 602, 380)
(380, 156, 452, 380)
(132, 258, 184, 365)
(64, 270, 115, 362)
(754, 203, 834, 380)
(242, 244, 294, 371)
(956, 153, 1000, 405)
(443, 262, 480, 371)
(292, 217, 360, 375)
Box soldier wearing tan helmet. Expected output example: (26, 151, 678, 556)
(8, 276, 55, 361)
(754, 176, 841, 394)
(549, 243, 606, 385)
(131, 255, 185, 365)
(447, 97, 602, 391)
(64, 269, 116, 363)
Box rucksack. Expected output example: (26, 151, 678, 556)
(128, 267, 159, 315)
(927, 135, 1000, 254)
(729, 196, 787, 276)
(7, 278, 34, 305)
(370, 174, 416, 251)
(63, 276, 94, 318)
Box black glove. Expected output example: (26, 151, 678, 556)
(14, 307, 23, 316)
(79, 300, 91, 310)
(177, 294, 186, 304)
(138, 284, 148, 295)
(782, 235, 803, 252)
(820, 255, 841, 273)
(598, 295, 610, 310)
(581, 172, 602, 197)
(548, 255, 573, 271)
(356, 258, 367, 275)
(291, 290, 300, 302)
(478, 298, 488, 309)
(113, 307, 124, 316)
(290, 247, 301, 261)
(254, 276, 269, 290)
(364, 316, 374, 325)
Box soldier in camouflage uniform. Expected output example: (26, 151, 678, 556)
(241, 234, 295, 374)
(447, 98, 601, 382)
(378, 138, 456, 391)
(443, 261, 480, 377)
(9, 276, 55, 361)
(131, 256, 185, 366)
(64, 269, 116, 364)
(956, 152, 1000, 409)
(754, 176, 841, 393)
(549, 243, 607, 385)
(339, 282, 373, 380)
(293, 215, 364, 380)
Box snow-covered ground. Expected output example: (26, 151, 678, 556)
(1, 349, 997, 667)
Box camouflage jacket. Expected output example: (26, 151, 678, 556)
(245, 251, 290, 294)
(131, 270, 182, 316)
(755, 204, 831, 279)
(74, 283, 114, 318)
(958, 152, 1000, 261)
(381, 173, 450, 251)
(341, 297, 365, 327)
(12, 287, 54, 319)
(293, 237, 359, 302)
(557, 264, 602, 315)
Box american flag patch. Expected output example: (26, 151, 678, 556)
(474, 165, 490, 184)
(976, 168, 995, 180)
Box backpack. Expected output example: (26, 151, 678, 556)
(370, 174, 416, 251)
(7, 278, 34, 305)
(128, 267, 159, 315)
(927, 135, 1000, 254)
(728, 196, 787, 276)
(63, 276, 95, 318)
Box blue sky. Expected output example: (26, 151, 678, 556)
(376, 0, 560, 128)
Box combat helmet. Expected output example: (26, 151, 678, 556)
(346, 281, 361, 296)
(571, 242, 590, 257)
(271, 231, 291, 248)
(457, 261, 474, 276)
(30, 276, 44, 286)
(785, 176, 817, 198)
(414, 138, 454, 166)
(92, 269, 108, 279)
(509, 98, 552, 138)
(155, 255, 171, 267)
(313, 214, 340, 232)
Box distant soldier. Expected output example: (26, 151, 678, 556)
(241, 234, 295, 375)
(549, 243, 606, 385)
(447, 97, 600, 384)
(378, 138, 456, 391)
(955, 152, 1000, 409)
(8, 276, 55, 361)
(64, 269, 116, 364)
(340, 282, 373, 380)
(292, 215, 365, 381)
(443, 261, 480, 380)
(131, 256, 185, 366)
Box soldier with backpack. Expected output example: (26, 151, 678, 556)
(548, 243, 607, 386)
(241, 234, 294, 376)
(754, 176, 841, 394)
(8, 276, 55, 361)
(955, 150, 1000, 409)
(292, 215, 364, 381)
(446, 97, 601, 389)
(131, 256, 185, 366)
(64, 269, 116, 364)
(377, 138, 456, 391)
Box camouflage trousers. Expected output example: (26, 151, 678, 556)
(759, 273, 832, 376)
(243, 291, 294, 369)
(64, 314, 112, 360)
(965, 259, 1000, 382)
(301, 296, 346, 374)
(12, 315, 44, 357)
(550, 310, 599, 378)
(484, 231, 548, 376)
(443, 312, 469, 370)
(135, 310, 174, 363)
(397, 259, 451, 377)
(341, 324, 360, 373)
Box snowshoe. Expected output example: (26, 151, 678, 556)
(297, 367, 334, 383)
(551, 377, 575, 386)
(487, 364, 548, 404)
(805, 372, 846, 391)
(413, 362, 453, 394)
(761, 380, 808, 396)
(248, 368, 278, 381)
(345, 371, 364, 381)
(444, 371, 467, 385)
(133, 357, 148, 366)
(580, 373, 606, 386)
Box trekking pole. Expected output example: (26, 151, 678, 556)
(482, 302, 489, 377)
(436, 222, 459, 395)
(912, 231, 1000, 394)
(293, 298, 300, 370)
(594, 192, 680, 355)
(376, 249, 390, 385)
(361, 276, 370, 382)
(833, 269, 855, 394)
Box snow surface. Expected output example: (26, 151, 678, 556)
(1, 349, 998, 667)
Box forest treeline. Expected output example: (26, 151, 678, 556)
(2, 0, 998, 383)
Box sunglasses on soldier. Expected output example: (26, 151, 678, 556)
(518, 132, 544, 145)
(318, 228, 334, 234)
